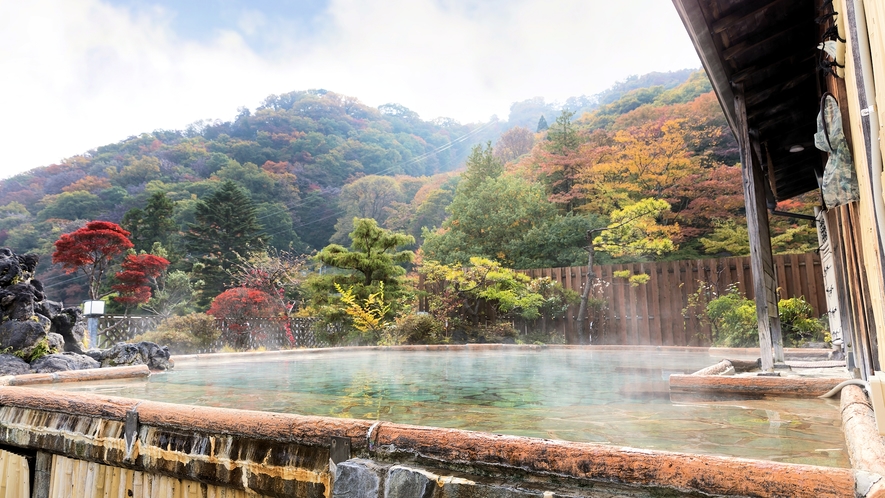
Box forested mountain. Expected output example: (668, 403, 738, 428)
(0, 70, 818, 307)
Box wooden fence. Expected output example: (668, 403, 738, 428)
(425, 253, 825, 347)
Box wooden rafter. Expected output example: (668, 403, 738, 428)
(723, 20, 809, 61)
(711, 0, 795, 34)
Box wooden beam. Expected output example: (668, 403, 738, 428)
(730, 52, 817, 84)
(735, 84, 782, 369)
(746, 80, 817, 108)
(753, 138, 784, 362)
(711, 0, 795, 34)
(723, 21, 808, 61)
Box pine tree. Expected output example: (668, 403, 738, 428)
(536, 115, 549, 132)
(122, 191, 176, 254)
(459, 142, 503, 197)
(316, 218, 414, 288)
(185, 181, 266, 305)
(546, 110, 580, 154)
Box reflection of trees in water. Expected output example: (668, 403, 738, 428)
(339, 371, 389, 420)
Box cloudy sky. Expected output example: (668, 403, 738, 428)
(0, 0, 701, 179)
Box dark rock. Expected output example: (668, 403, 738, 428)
(451, 329, 469, 343)
(30, 353, 99, 373)
(47, 307, 86, 354)
(35, 300, 63, 321)
(17, 253, 38, 276)
(0, 283, 37, 321)
(385, 466, 434, 498)
(90, 341, 173, 371)
(0, 319, 48, 351)
(47, 333, 65, 352)
(333, 459, 382, 498)
(0, 248, 21, 287)
(0, 248, 46, 325)
(0, 354, 30, 376)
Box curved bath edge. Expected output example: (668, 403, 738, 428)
(841, 384, 885, 477)
(669, 373, 849, 397)
(170, 344, 725, 364)
(0, 364, 151, 386)
(0, 385, 863, 498)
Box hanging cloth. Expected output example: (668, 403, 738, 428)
(814, 93, 859, 208)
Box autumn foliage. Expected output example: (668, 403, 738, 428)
(52, 221, 134, 299)
(112, 254, 170, 307)
(206, 287, 284, 331)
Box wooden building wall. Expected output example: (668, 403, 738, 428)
(828, 0, 885, 376)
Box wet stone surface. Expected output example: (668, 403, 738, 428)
(333, 459, 381, 498)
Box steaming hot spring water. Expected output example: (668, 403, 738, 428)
(41, 348, 848, 468)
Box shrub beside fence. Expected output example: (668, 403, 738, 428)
(420, 253, 825, 347)
(97, 254, 824, 350)
(519, 253, 824, 346)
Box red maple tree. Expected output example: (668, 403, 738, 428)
(207, 287, 285, 348)
(112, 254, 170, 308)
(52, 221, 134, 300)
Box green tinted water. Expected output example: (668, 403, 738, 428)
(47, 349, 849, 467)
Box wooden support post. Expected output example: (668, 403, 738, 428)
(734, 85, 783, 370)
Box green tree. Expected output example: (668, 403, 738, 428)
(36, 191, 103, 221)
(122, 191, 176, 254)
(0, 202, 32, 232)
(536, 115, 549, 132)
(512, 213, 607, 269)
(142, 269, 200, 317)
(700, 219, 749, 256)
(458, 142, 503, 196)
(115, 157, 162, 186)
(5, 223, 44, 254)
(577, 198, 678, 343)
(316, 218, 415, 288)
(185, 180, 266, 305)
(216, 161, 280, 204)
(331, 175, 404, 243)
(304, 219, 414, 342)
(546, 110, 580, 155)
(255, 202, 304, 251)
(419, 258, 575, 335)
(422, 175, 556, 267)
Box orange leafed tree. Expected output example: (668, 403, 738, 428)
(577, 119, 698, 214)
(62, 175, 112, 194)
(494, 126, 535, 164)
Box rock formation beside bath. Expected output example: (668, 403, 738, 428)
(0, 247, 87, 359)
(87, 341, 173, 371)
(0, 246, 171, 374)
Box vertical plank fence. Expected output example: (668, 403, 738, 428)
(424, 253, 825, 347)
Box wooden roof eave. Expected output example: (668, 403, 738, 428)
(672, 0, 738, 135)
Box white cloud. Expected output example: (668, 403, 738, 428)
(0, 0, 700, 179)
